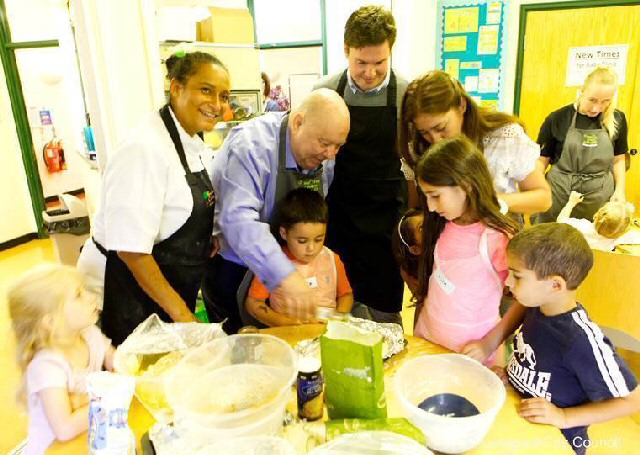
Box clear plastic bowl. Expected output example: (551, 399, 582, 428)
(394, 354, 505, 454)
(166, 334, 297, 431)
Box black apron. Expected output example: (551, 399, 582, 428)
(101, 105, 215, 345)
(326, 70, 405, 313)
(235, 114, 325, 327)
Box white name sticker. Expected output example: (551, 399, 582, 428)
(434, 268, 455, 295)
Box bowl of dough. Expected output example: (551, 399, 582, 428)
(394, 354, 505, 454)
(165, 334, 297, 443)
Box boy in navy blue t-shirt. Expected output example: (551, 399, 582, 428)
(504, 223, 639, 454)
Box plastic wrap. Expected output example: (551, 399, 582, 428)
(325, 418, 425, 445)
(149, 422, 296, 455)
(113, 314, 225, 422)
(295, 316, 405, 362)
(115, 314, 224, 355)
(309, 431, 433, 455)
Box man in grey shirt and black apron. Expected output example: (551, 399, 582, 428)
(314, 5, 408, 325)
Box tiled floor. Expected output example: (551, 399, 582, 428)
(1, 239, 638, 453)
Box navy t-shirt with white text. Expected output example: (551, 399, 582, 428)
(507, 304, 637, 454)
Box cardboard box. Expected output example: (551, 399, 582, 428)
(197, 8, 255, 44)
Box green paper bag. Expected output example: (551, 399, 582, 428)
(320, 320, 387, 419)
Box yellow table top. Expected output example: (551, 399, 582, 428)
(262, 324, 575, 454)
(46, 324, 584, 454)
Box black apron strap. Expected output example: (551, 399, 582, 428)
(92, 237, 107, 256)
(277, 114, 290, 172)
(387, 71, 397, 107)
(159, 104, 191, 174)
(336, 70, 348, 98)
(159, 104, 215, 202)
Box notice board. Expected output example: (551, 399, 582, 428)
(436, 0, 507, 110)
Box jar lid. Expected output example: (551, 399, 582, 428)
(298, 356, 321, 373)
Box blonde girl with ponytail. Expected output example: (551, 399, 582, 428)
(8, 264, 114, 453)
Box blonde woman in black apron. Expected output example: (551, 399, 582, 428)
(535, 67, 628, 222)
(84, 52, 230, 345)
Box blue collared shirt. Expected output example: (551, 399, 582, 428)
(211, 113, 334, 290)
(346, 68, 391, 95)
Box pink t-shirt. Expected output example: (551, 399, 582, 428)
(25, 325, 111, 455)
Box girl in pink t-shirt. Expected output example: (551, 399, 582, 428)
(413, 136, 524, 365)
(8, 264, 114, 454)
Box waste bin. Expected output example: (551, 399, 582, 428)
(42, 193, 90, 266)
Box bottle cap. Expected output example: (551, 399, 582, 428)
(298, 356, 321, 373)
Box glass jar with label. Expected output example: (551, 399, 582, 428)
(297, 356, 324, 421)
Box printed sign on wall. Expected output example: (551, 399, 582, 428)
(566, 44, 628, 86)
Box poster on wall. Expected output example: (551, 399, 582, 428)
(566, 44, 628, 86)
(436, 0, 507, 110)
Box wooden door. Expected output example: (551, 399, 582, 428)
(516, 3, 640, 212)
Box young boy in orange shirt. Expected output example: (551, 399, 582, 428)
(245, 188, 353, 326)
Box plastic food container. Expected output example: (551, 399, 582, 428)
(166, 334, 297, 435)
(394, 354, 505, 454)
